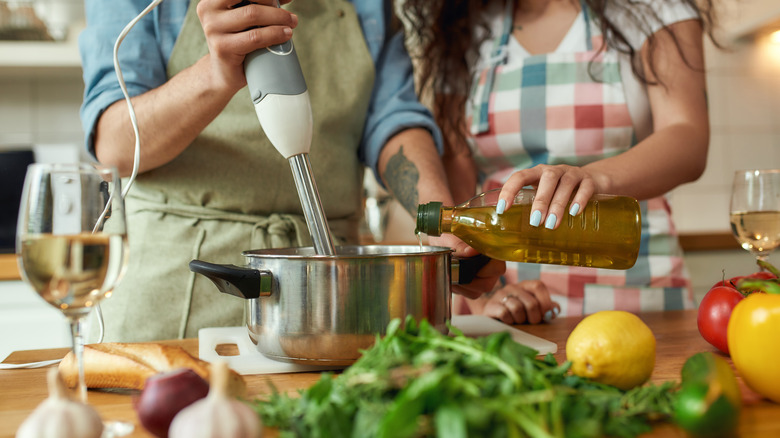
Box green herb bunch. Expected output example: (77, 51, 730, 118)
(253, 317, 675, 438)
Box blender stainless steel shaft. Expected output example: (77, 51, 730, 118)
(288, 154, 333, 254)
(243, 1, 335, 256)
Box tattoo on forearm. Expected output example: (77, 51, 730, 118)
(385, 146, 419, 216)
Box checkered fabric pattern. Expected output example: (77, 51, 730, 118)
(464, 1, 694, 316)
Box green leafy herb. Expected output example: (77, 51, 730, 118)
(252, 317, 676, 438)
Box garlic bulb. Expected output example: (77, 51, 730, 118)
(168, 361, 262, 438)
(16, 368, 104, 438)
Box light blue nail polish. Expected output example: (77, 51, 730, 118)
(545, 213, 557, 229)
(530, 210, 542, 227)
(496, 199, 506, 215)
(554, 307, 560, 315)
(544, 310, 553, 321)
(569, 203, 580, 216)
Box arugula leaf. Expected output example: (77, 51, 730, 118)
(252, 317, 676, 437)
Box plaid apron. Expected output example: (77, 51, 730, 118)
(466, 0, 694, 316)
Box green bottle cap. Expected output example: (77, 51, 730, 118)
(416, 201, 443, 236)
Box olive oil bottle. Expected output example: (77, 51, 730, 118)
(417, 189, 641, 270)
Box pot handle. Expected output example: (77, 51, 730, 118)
(452, 254, 492, 285)
(189, 260, 272, 300)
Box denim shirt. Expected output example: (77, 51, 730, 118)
(79, 0, 442, 176)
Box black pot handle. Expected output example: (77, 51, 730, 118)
(453, 253, 493, 285)
(189, 260, 272, 300)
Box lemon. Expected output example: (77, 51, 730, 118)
(565, 310, 656, 390)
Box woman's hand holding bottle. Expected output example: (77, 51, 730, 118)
(496, 164, 607, 230)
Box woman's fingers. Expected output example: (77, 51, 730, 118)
(486, 281, 560, 324)
(504, 294, 532, 323)
(497, 164, 602, 230)
(568, 177, 596, 218)
(520, 280, 559, 322)
(497, 167, 542, 212)
(484, 299, 521, 325)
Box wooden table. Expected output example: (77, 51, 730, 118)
(1, 310, 778, 437)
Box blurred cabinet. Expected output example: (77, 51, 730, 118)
(0, 23, 81, 78)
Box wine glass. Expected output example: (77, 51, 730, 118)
(730, 169, 780, 264)
(16, 162, 128, 403)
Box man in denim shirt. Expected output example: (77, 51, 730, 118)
(78, 0, 503, 341)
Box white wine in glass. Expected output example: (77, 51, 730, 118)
(730, 169, 780, 263)
(16, 163, 128, 402)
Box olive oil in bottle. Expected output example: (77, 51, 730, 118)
(416, 189, 641, 270)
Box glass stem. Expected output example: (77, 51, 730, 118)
(69, 316, 87, 403)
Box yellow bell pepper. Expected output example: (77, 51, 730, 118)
(727, 289, 780, 403)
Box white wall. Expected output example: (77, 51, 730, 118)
(668, 33, 780, 234)
(0, 76, 84, 159)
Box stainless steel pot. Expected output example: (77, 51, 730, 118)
(190, 245, 484, 366)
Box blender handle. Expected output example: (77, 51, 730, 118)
(452, 254, 493, 285)
(242, 0, 307, 106)
(188, 260, 273, 300)
(242, 0, 313, 159)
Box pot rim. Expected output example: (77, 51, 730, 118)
(241, 244, 453, 259)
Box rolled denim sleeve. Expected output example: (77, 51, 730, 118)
(79, 0, 183, 158)
(358, 9, 443, 180)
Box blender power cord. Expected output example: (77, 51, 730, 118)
(94, 0, 164, 345)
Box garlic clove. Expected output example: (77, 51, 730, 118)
(16, 368, 104, 438)
(168, 361, 262, 438)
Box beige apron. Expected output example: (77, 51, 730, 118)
(98, 0, 375, 341)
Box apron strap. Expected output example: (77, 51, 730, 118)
(180, 227, 206, 338)
(581, 0, 593, 51)
(470, 0, 514, 135)
(128, 195, 314, 250)
(490, 0, 515, 64)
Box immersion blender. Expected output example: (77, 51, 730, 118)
(243, 1, 336, 256)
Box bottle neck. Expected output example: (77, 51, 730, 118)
(440, 207, 454, 234)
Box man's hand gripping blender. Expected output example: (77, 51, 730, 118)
(243, 2, 336, 256)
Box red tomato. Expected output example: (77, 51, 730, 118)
(697, 285, 745, 354)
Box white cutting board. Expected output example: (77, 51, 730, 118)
(198, 315, 557, 375)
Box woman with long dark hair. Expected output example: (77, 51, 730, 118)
(402, 0, 718, 323)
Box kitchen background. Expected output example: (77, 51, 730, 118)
(1, 0, 779, 359)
